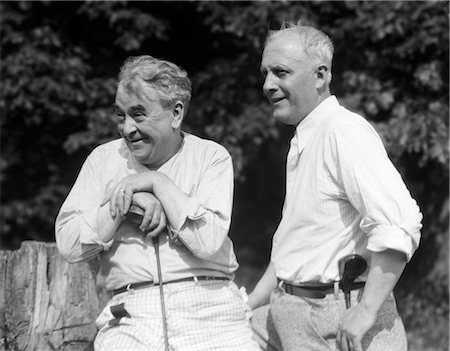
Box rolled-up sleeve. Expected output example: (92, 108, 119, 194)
(331, 122, 422, 261)
(55, 148, 116, 263)
(168, 150, 234, 259)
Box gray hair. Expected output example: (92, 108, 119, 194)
(266, 20, 334, 69)
(118, 55, 192, 112)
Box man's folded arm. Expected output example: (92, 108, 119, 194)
(55, 148, 121, 262)
(153, 151, 234, 259)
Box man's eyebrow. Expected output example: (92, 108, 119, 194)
(112, 104, 147, 114)
(272, 63, 290, 70)
(128, 104, 146, 114)
(260, 63, 289, 72)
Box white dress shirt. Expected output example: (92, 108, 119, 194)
(55, 132, 238, 290)
(271, 96, 422, 284)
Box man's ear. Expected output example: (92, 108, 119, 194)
(171, 101, 184, 128)
(315, 65, 330, 90)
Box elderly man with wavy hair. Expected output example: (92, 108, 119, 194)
(56, 55, 259, 351)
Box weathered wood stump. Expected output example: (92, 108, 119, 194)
(0, 241, 110, 351)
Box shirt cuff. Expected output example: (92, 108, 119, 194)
(79, 207, 114, 250)
(168, 197, 207, 234)
(366, 225, 416, 261)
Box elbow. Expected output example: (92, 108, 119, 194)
(191, 232, 229, 260)
(56, 243, 84, 263)
(180, 214, 231, 259)
(194, 246, 222, 260)
(64, 255, 85, 264)
(55, 231, 85, 263)
(181, 233, 225, 260)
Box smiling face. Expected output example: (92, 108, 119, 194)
(261, 31, 321, 125)
(114, 82, 183, 168)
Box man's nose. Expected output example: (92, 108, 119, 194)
(263, 72, 277, 96)
(122, 116, 137, 136)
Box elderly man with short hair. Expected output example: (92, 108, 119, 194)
(249, 22, 422, 351)
(56, 55, 259, 351)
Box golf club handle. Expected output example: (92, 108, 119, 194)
(153, 236, 170, 351)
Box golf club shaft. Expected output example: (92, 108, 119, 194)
(153, 235, 170, 351)
(344, 290, 351, 350)
(344, 291, 351, 309)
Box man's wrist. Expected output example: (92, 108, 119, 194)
(149, 171, 167, 196)
(360, 293, 383, 316)
(248, 290, 270, 310)
(97, 203, 122, 242)
(247, 294, 260, 310)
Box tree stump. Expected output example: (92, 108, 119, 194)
(0, 241, 110, 351)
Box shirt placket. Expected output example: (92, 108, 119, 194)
(286, 133, 300, 196)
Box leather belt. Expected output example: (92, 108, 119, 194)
(112, 276, 229, 295)
(280, 281, 365, 299)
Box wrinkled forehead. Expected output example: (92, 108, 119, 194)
(261, 33, 310, 68)
(116, 80, 160, 106)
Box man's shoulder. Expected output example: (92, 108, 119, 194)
(183, 132, 231, 158)
(325, 105, 374, 134)
(319, 104, 382, 148)
(89, 138, 127, 159)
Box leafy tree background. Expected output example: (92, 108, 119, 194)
(0, 1, 448, 350)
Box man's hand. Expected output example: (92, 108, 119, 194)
(336, 249, 406, 350)
(110, 172, 155, 217)
(126, 192, 167, 237)
(248, 262, 278, 310)
(336, 302, 377, 351)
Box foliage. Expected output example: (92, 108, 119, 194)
(0, 1, 448, 347)
(397, 277, 449, 351)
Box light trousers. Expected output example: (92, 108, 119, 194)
(95, 280, 259, 351)
(252, 288, 407, 351)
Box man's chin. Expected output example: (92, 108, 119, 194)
(273, 111, 293, 125)
(131, 151, 150, 164)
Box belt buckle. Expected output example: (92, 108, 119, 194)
(278, 280, 286, 293)
(126, 284, 135, 294)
